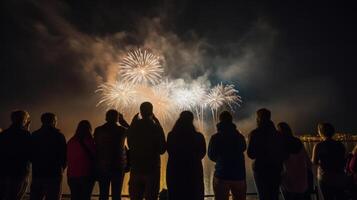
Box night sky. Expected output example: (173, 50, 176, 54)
(0, 0, 355, 135)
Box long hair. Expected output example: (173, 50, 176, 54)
(171, 111, 196, 134)
(75, 120, 92, 141)
(277, 122, 293, 137)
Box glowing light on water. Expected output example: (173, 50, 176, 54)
(119, 48, 163, 85)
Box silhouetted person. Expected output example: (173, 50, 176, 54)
(347, 144, 357, 199)
(30, 113, 67, 200)
(247, 108, 287, 200)
(67, 120, 96, 200)
(312, 123, 347, 200)
(208, 111, 247, 200)
(127, 102, 166, 200)
(94, 109, 128, 200)
(0, 110, 31, 200)
(277, 122, 312, 200)
(166, 111, 206, 200)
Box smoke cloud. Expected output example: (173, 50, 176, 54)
(0, 0, 345, 136)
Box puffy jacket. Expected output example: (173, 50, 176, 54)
(67, 135, 96, 177)
(208, 122, 246, 181)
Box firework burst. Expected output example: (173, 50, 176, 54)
(96, 82, 137, 111)
(97, 48, 242, 131)
(119, 48, 164, 85)
(205, 83, 242, 123)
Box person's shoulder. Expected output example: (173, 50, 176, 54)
(55, 129, 66, 140)
(196, 131, 205, 138)
(167, 131, 174, 137)
(13, 128, 30, 136)
(67, 137, 77, 145)
(335, 140, 346, 149)
(210, 132, 219, 139)
(195, 131, 206, 142)
(249, 128, 259, 138)
(31, 129, 41, 137)
(236, 131, 246, 140)
(313, 141, 323, 150)
(94, 124, 105, 131)
(116, 125, 127, 132)
(53, 128, 64, 136)
(0, 128, 11, 135)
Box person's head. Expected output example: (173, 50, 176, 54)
(277, 122, 293, 137)
(41, 112, 57, 128)
(106, 109, 119, 123)
(256, 108, 271, 126)
(219, 111, 233, 123)
(140, 102, 153, 119)
(11, 110, 30, 127)
(318, 122, 335, 139)
(75, 120, 92, 140)
(172, 111, 195, 133)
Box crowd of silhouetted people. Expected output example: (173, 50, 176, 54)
(0, 102, 356, 200)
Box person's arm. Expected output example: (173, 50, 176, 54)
(119, 113, 130, 129)
(304, 148, 312, 169)
(24, 131, 32, 163)
(130, 113, 140, 126)
(157, 125, 166, 155)
(247, 131, 257, 159)
(239, 133, 247, 152)
(60, 134, 67, 170)
(311, 143, 319, 177)
(127, 126, 134, 150)
(311, 143, 319, 165)
(350, 154, 357, 173)
(197, 133, 206, 160)
(93, 128, 99, 144)
(208, 135, 218, 162)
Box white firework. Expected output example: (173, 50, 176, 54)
(96, 82, 137, 110)
(172, 83, 207, 110)
(205, 83, 241, 111)
(119, 48, 164, 85)
(205, 83, 242, 123)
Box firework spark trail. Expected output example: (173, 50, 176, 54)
(205, 83, 242, 123)
(96, 82, 138, 111)
(97, 48, 242, 131)
(119, 49, 164, 85)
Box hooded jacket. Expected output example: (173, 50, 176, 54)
(247, 121, 287, 173)
(208, 121, 246, 181)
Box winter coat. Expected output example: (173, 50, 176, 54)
(247, 121, 288, 174)
(166, 129, 206, 200)
(94, 122, 126, 173)
(31, 126, 67, 179)
(208, 121, 246, 181)
(127, 118, 166, 174)
(0, 125, 31, 178)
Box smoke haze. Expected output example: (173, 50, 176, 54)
(0, 0, 355, 136)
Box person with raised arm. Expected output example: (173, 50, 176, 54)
(127, 102, 166, 200)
